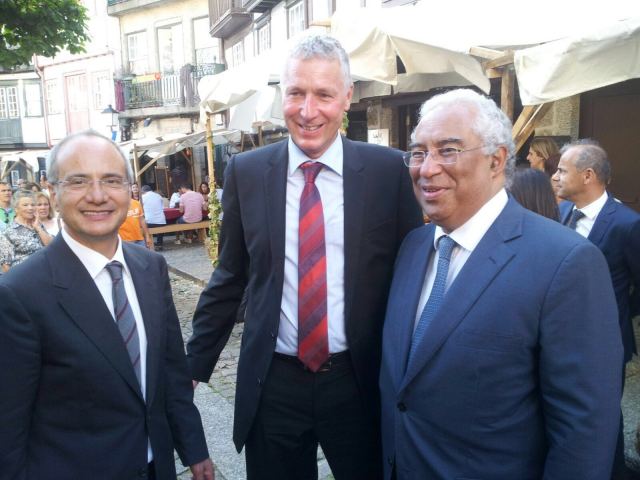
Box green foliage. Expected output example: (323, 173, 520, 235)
(0, 0, 89, 68)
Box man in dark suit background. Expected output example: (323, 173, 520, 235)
(380, 89, 622, 479)
(0, 131, 214, 479)
(554, 139, 640, 479)
(187, 35, 422, 479)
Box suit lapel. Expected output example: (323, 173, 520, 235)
(400, 201, 522, 391)
(48, 237, 143, 400)
(124, 244, 160, 407)
(393, 227, 434, 384)
(588, 194, 615, 246)
(342, 138, 366, 327)
(264, 141, 289, 271)
(559, 201, 574, 225)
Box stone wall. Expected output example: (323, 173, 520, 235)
(534, 95, 580, 139)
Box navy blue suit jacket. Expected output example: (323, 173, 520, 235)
(380, 199, 622, 480)
(0, 237, 209, 479)
(560, 195, 640, 361)
(187, 137, 423, 452)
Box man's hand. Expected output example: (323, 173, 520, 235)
(190, 458, 214, 480)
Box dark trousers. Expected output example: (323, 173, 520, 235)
(245, 352, 382, 480)
(146, 223, 164, 246)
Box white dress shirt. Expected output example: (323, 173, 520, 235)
(278, 133, 347, 355)
(572, 190, 608, 238)
(60, 228, 152, 461)
(414, 189, 509, 330)
(142, 191, 166, 225)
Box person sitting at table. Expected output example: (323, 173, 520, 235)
(119, 187, 153, 249)
(141, 185, 166, 251)
(169, 188, 181, 208)
(177, 184, 204, 244)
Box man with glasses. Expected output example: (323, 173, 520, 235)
(380, 89, 622, 479)
(0, 180, 14, 227)
(0, 131, 214, 479)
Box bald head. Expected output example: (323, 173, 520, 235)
(47, 130, 133, 186)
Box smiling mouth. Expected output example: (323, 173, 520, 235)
(300, 124, 322, 132)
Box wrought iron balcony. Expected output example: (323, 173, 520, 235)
(115, 63, 225, 113)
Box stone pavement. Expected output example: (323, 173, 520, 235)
(163, 241, 332, 480)
(163, 241, 640, 479)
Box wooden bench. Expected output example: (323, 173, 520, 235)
(148, 220, 210, 242)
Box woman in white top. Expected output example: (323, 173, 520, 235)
(35, 191, 61, 236)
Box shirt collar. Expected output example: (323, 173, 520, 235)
(61, 228, 128, 280)
(577, 190, 608, 220)
(287, 132, 343, 177)
(433, 188, 509, 252)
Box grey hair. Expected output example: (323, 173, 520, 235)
(560, 138, 611, 185)
(413, 89, 516, 182)
(47, 129, 133, 185)
(11, 189, 36, 210)
(281, 35, 352, 92)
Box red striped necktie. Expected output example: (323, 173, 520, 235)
(298, 161, 329, 372)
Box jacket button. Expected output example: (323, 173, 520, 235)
(257, 377, 262, 386)
(387, 456, 394, 465)
(397, 402, 407, 412)
(270, 331, 276, 339)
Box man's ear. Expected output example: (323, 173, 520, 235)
(490, 146, 508, 174)
(583, 168, 596, 184)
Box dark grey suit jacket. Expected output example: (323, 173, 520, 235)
(187, 137, 423, 451)
(0, 236, 209, 479)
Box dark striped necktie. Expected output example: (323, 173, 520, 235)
(298, 161, 329, 372)
(567, 209, 585, 230)
(105, 261, 141, 385)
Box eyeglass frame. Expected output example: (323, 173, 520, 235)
(402, 145, 488, 168)
(53, 176, 131, 193)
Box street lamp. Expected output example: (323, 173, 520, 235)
(101, 104, 119, 141)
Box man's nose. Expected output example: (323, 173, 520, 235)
(85, 181, 109, 201)
(418, 154, 442, 177)
(300, 95, 317, 118)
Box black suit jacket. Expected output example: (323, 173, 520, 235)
(0, 236, 209, 479)
(560, 195, 640, 361)
(187, 137, 422, 451)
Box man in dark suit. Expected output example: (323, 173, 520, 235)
(187, 35, 422, 479)
(554, 139, 640, 479)
(0, 131, 214, 479)
(380, 89, 622, 479)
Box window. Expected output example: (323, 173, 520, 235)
(127, 32, 148, 75)
(256, 23, 270, 54)
(0, 87, 19, 118)
(288, 1, 305, 38)
(193, 17, 218, 66)
(24, 82, 43, 116)
(157, 23, 184, 73)
(93, 71, 112, 110)
(231, 42, 244, 67)
(46, 80, 62, 114)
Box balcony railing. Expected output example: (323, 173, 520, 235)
(115, 63, 225, 111)
(210, 0, 244, 25)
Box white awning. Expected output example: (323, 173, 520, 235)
(514, 16, 640, 105)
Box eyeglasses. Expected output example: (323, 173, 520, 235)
(402, 145, 486, 167)
(55, 177, 130, 192)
